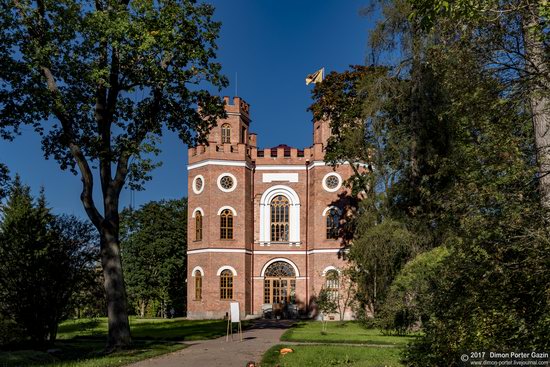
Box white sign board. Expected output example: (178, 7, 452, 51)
(230, 301, 240, 323)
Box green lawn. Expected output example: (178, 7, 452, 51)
(280, 321, 417, 346)
(57, 317, 229, 341)
(261, 344, 404, 367)
(0, 317, 229, 367)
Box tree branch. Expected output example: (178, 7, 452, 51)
(16, 0, 105, 230)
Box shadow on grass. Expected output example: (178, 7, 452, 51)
(0, 339, 184, 367)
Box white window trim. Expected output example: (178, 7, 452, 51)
(322, 172, 343, 192)
(259, 185, 300, 244)
(192, 266, 205, 276)
(192, 175, 205, 194)
(260, 258, 300, 277)
(217, 172, 237, 192)
(192, 207, 205, 218)
(217, 206, 237, 216)
(322, 206, 342, 216)
(217, 265, 237, 276)
(322, 266, 341, 276)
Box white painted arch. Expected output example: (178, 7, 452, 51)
(259, 185, 300, 243)
(217, 206, 237, 216)
(322, 266, 341, 276)
(322, 206, 342, 216)
(216, 265, 237, 276)
(260, 257, 300, 277)
(191, 266, 205, 276)
(192, 207, 204, 218)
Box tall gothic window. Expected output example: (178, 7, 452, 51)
(326, 208, 340, 239)
(221, 123, 231, 143)
(195, 212, 203, 241)
(220, 269, 233, 299)
(270, 195, 289, 242)
(325, 269, 340, 301)
(220, 209, 233, 239)
(194, 270, 202, 300)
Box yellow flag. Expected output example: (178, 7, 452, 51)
(305, 68, 324, 85)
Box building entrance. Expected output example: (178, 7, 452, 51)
(263, 261, 297, 318)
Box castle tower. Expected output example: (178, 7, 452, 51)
(187, 97, 253, 319)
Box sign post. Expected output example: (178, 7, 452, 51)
(226, 301, 242, 342)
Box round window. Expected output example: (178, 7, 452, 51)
(220, 176, 234, 189)
(325, 175, 339, 189)
(217, 173, 237, 192)
(322, 172, 342, 192)
(195, 177, 203, 191)
(192, 175, 205, 194)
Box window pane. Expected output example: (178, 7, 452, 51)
(270, 195, 290, 242)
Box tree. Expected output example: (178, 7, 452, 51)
(315, 288, 338, 332)
(314, 2, 549, 363)
(0, 163, 9, 199)
(1, 0, 227, 348)
(0, 177, 97, 345)
(409, 0, 550, 207)
(120, 199, 187, 318)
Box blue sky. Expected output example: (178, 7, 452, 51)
(0, 0, 372, 218)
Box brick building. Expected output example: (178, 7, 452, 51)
(187, 96, 358, 319)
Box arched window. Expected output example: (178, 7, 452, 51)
(263, 261, 296, 304)
(220, 209, 233, 239)
(195, 212, 203, 241)
(270, 195, 289, 242)
(326, 208, 340, 239)
(194, 270, 202, 300)
(221, 123, 231, 143)
(220, 269, 233, 299)
(325, 269, 340, 301)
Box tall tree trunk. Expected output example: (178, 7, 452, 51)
(100, 226, 131, 350)
(523, 4, 550, 208)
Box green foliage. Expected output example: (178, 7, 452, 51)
(316, 1, 550, 364)
(1, 0, 228, 346)
(0, 178, 97, 345)
(377, 246, 449, 335)
(0, 163, 9, 199)
(316, 288, 338, 317)
(350, 218, 417, 317)
(120, 199, 187, 317)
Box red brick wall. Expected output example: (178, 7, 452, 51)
(187, 96, 360, 319)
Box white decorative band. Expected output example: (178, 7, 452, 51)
(187, 248, 342, 255)
(187, 159, 369, 171)
(188, 160, 253, 171)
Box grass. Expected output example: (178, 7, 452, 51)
(57, 317, 229, 341)
(280, 321, 417, 346)
(0, 339, 185, 367)
(0, 317, 230, 367)
(261, 344, 404, 367)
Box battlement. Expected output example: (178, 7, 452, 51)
(223, 96, 250, 121)
(189, 95, 328, 164)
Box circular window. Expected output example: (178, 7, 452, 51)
(220, 176, 233, 189)
(322, 172, 342, 192)
(192, 175, 205, 194)
(325, 175, 339, 189)
(217, 173, 237, 192)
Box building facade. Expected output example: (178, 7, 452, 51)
(187, 96, 357, 319)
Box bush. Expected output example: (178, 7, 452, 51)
(0, 316, 25, 347)
(377, 246, 449, 335)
